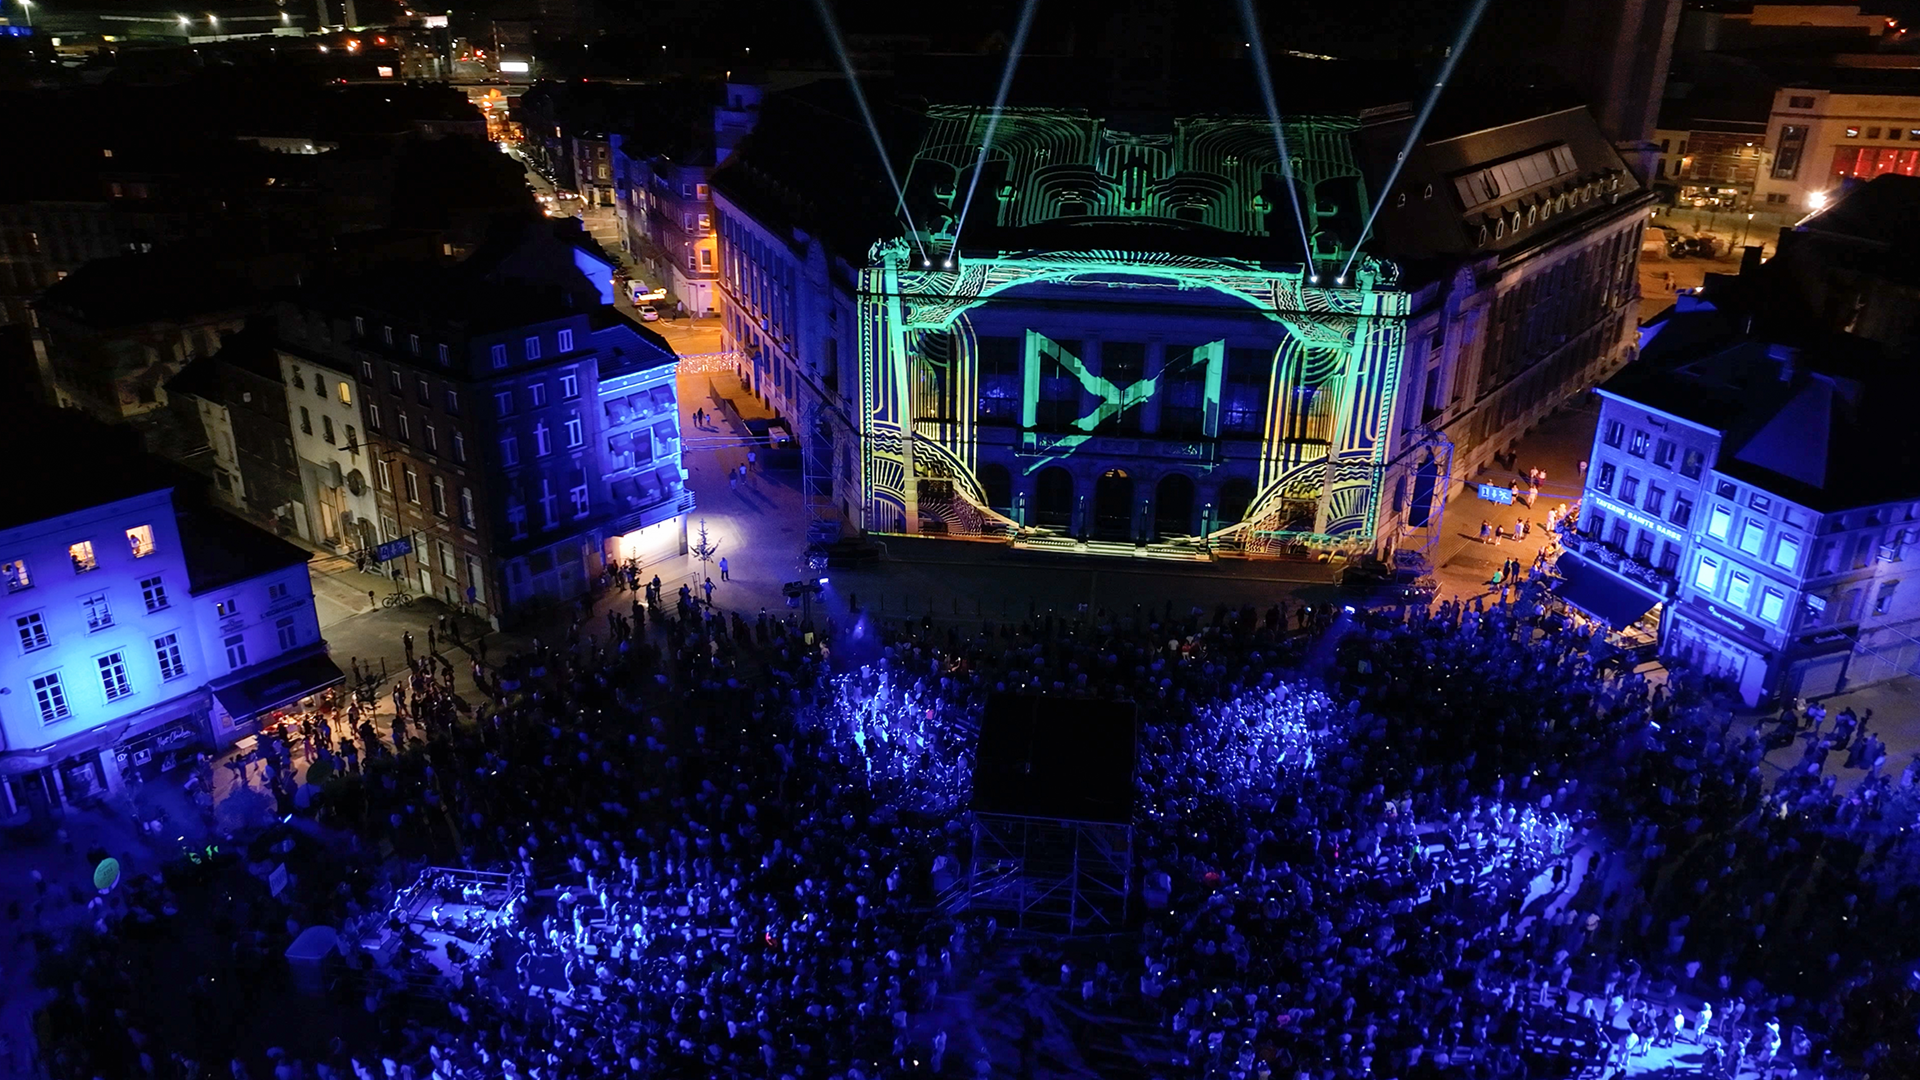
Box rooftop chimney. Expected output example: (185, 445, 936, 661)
(1767, 342, 1800, 382)
(1741, 245, 1764, 276)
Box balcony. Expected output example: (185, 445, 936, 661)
(1557, 525, 1675, 597)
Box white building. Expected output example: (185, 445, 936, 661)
(279, 344, 380, 555)
(0, 423, 340, 817)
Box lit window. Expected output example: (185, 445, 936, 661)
(1706, 505, 1733, 541)
(141, 575, 168, 612)
(126, 524, 156, 558)
(557, 328, 574, 352)
(33, 672, 69, 723)
(97, 651, 132, 702)
(1738, 519, 1766, 556)
(1695, 555, 1720, 592)
(524, 335, 542, 360)
(1726, 571, 1753, 609)
(491, 343, 508, 368)
(2, 558, 30, 591)
(154, 633, 186, 681)
(338, 381, 352, 406)
(69, 541, 97, 574)
(216, 597, 240, 617)
(276, 616, 298, 650)
(81, 592, 112, 632)
(15, 612, 50, 652)
(224, 633, 248, 669)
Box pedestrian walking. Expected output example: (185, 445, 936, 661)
(702, 576, 716, 606)
(1480, 520, 1492, 545)
(730, 471, 738, 492)
(403, 631, 415, 662)
(719, 557, 730, 582)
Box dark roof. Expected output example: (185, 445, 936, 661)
(591, 311, 679, 379)
(0, 407, 177, 531)
(1795, 173, 1920, 250)
(174, 503, 310, 595)
(39, 250, 263, 328)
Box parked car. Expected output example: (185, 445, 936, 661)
(638, 304, 660, 322)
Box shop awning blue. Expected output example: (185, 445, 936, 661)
(1553, 552, 1660, 631)
(212, 651, 347, 721)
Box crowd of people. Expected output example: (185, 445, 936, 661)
(26, 564, 1920, 1080)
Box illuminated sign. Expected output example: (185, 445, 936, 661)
(374, 538, 412, 562)
(1592, 493, 1686, 544)
(424, 14, 449, 27)
(499, 60, 530, 73)
(1477, 483, 1514, 505)
(376, 66, 395, 78)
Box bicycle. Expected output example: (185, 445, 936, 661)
(382, 591, 415, 609)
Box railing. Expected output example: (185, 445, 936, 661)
(1557, 526, 1674, 595)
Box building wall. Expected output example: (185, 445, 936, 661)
(595, 359, 690, 569)
(279, 350, 380, 554)
(1754, 88, 1920, 212)
(196, 563, 324, 745)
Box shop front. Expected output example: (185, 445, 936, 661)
(208, 647, 349, 747)
(606, 508, 688, 571)
(1665, 600, 1774, 705)
(1549, 549, 1668, 652)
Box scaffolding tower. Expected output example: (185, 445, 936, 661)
(967, 813, 1132, 935)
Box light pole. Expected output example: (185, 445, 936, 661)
(1739, 211, 1755, 252)
(18, 0, 31, 28)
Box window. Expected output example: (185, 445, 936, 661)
(16, 612, 49, 652)
(565, 416, 584, 448)
(224, 633, 248, 669)
(1681, 448, 1705, 479)
(529, 383, 548, 408)
(1696, 555, 1720, 592)
(3, 558, 30, 591)
(445, 389, 461, 415)
(377, 460, 392, 492)
(491, 343, 508, 368)
(276, 616, 298, 650)
(81, 592, 112, 632)
(1876, 581, 1900, 616)
(437, 343, 450, 366)
(1846, 126, 1861, 139)
(1659, 541, 1680, 573)
(465, 554, 485, 603)
(1633, 533, 1655, 563)
(539, 478, 559, 528)
(69, 541, 97, 574)
(453, 432, 467, 463)
(403, 466, 420, 504)
(1603, 420, 1624, 448)
(506, 499, 528, 539)
(460, 487, 476, 528)
(700, 248, 714, 270)
(1738, 519, 1767, 556)
(1726, 571, 1753, 610)
(140, 575, 168, 612)
(1788, 95, 1815, 109)
(1868, 127, 1882, 139)
(1596, 462, 1616, 494)
(431, 476, 448, 516)
(409, 333, 420, 355)
(438, 540, 456, 577)
(524, 335, 542, 360)
(1654, 439, 1676, 470)
(322, 415, 335, 444)
(417, 378, 431, 404)
(1706, 505, 1733, 541)
(1759, 589, 1786, 625)
(269, 581, 288, 602)
(495, 391, 514, 417)
(557, 328, 574, 352)
(1628, 429, 1650, 458)
(560, 373, 579, 399)
(500, 435, 520, 467)
(570, 483, 590, 518)
(126, 524, 156, 558)
(1619, 474, 1639, 503)
(1774, 533, 1802, 571)
(337, 381, 351, 406)
(33, 673, 69, 723)
(389, 370, 403, 394)
(382, 325, 394, 345)
(369, 403, 382, 431)
(354, 315, 365, 336)
(533, 422, 552, 457)
(361, 360, 374, 381)
(97, 651, 131, 701)
(154, 633, 185, 681)
(1609, 521, 1629, 549)
(300, 405, 313, 435)
(1748, 493, 1772, 513)
(1644, 485, 1665, 516)
(397, 413, 411, 442)
(215, 597, 240, 617)
(425, 425, 438, 453)
(1587, 510, 1608, 540)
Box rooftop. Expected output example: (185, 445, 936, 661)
(174, 502, 310, 595)
(0, 408, 178, 532)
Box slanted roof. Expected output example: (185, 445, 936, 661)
(0, 407, 176, 532)
(174, 503, 311, 595)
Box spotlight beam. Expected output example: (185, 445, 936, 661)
(1338, 0, 1494, 284)
(811, 0, 933, 266)
(952, 0, 1040, 257)
(1236, 0, 1317, 281)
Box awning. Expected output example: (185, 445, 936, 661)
(1552, 551, 1661, 631)
(212, 651, 348, 722)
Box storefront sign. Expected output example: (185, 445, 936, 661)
(1696, 600, 1762, 639)
(1477, 483, 1514, 505)
(375, 538, 413, 563)
(1591, 494, 1686, 544)
(1797, 628, 1850, 648)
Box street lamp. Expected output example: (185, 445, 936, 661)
(1739, 211, 1754, 251)
(18, 1, 31, 29)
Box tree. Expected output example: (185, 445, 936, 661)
(690, 519, 721, 573)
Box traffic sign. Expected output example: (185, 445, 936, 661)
(1477, 483, 1515, 505)
(375, 538, 412, 563)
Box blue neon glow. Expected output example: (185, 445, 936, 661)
(952, 0, 1040, 253)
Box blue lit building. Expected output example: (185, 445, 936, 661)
(0, 417, 337, 816)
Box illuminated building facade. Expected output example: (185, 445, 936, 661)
(0, 433, 335, 816)
(714, 84, 1651, 555)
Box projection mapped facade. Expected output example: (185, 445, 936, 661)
(859, 106, 1405, 548)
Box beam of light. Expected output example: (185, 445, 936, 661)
(951, 0, 1040, 262)
(1338, 0, 1494, 284)
(1236, 0, 1316, 280)
(811, 0, 932, 267)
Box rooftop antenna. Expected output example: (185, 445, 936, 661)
(812, 0, 934, 267)
(1338, 0, 1494, 285)
(951, 0, 1041, 267)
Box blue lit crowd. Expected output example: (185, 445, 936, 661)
(28, 579, 1920, 1080)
